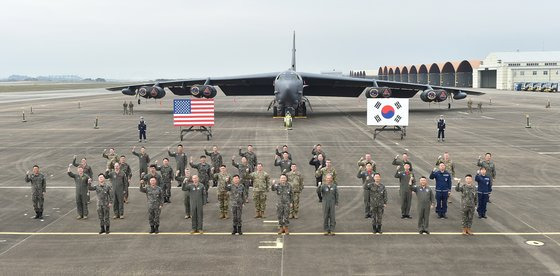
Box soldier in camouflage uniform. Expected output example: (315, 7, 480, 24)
(117, 156, 132, 203)
(187, 175, 207, 234)
(156, 158, 174, 203)
(102, 148, 119, 171)
(411, 177, 435, 234)
(190, 156, 212, 203)
(232, 156, 253, 203)
(72, 155, 93, 203)
(315, 159, 337, 184)
(140, 177, 164, 234)
(274, 152, 292, 174)
(287, 164, 304, 219)
(168, 145, 188, 187)
(103, 163, 129, 219)
(249, 163, 270, 218)
(239, 145, 258, 168)
(456, 175, 478, 235)
(123, 101, 128, 115)
(357, 162, 376, 219)
(128, 100, 134, 115)
(89, 174, 113, 234)
(67, 165, 92, 219)
(142, 165, 163, 188)
(25, 165, 46, 219)
(317, 174, 338, 236)
(392, 153, 413, 172)
(226, 175, 246, 235)
(272, 175, 293, 235)
(176, 169, 193, 219)
(367, 173, 388, 234)
(275, 145, 292, 160)
(394, 163, 415, 219)
(213, 165, 231, 219)
(204, 146, 223, 187)
(132, 146, 150, 178)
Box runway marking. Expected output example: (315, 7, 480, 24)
(1, 232, 560, 236)
(538, 152, 560, 155)
(481, 116, 495, 120)
(458, 112, 469, 115)
(259, 237, 284, 249)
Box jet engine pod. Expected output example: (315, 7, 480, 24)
(122, 87, 135, 96)
(420, 89, 437, 102)
(365, 87, 380, 98)
(149, 86, 166, 99)
(190, 85, 203, 98)
(434, 89, 448, 102)
(138, 86, 150, 97)
(453, 91, 467, 100)
(190, 85, 216, 98)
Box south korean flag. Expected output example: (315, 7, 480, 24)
(367, 98, 409, 126)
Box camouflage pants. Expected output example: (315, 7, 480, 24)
(277, 203, 290, 226)
(253, 191, 267, 212)
(232, 205, 243, 226)
(290, 192, 301, 216)
(148, 206, 161, 226)
(371, 206, 384, 225)
(218, 191, 229, 214)
(462, 206, 475, 228)
(76, 193, 89, 217)
(163, 182, 172, 199)
(183, 192, 191, 216)
(97, 206, 110, 226)
(32, 194, 44, 212)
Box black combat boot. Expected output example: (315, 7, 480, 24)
(232, 226, 237, 235)
(378, 224, 383, 234)
(155, 225, 159, 234)
(372, 224, 376, 234)
(99, 226, 105, 234)
(150, 225, 155, 234)
(34, 211, 39, 219)
(105, 226, 110, 234)
(237, 226, 243, 235)
(38, 211, 43, 219)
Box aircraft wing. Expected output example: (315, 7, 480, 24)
(106, 72, 279, 96)
(299, 72, 484, 98)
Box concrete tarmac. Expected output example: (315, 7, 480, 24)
(1, 88, 560, 275)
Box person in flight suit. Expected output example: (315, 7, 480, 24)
(67, 165, 92, 219)
(25, 165, 47, 219)
(317, 174, 338, 236)
(274, 152, 292, 174)
(475, 167, 492, 219)
(168, 145, 188, 187)
(392, 153, 413, 172)
(429, 163, 452, 219)
(187, 175, 207, 234)
(71, 155, 93, 203)
(190, 156, 212, 203)
(437, 115, 446, 142)
(309, 153, 326, 202)
(138, 117, 147, 142)
(275, 145, 292, 160)
(394, 163, 415, 219)
(132, 146, 150, 178)
(411, 176, 435, 234)
(117, 156, 132, 203)
(175, 169, 193, 219)
(204, 146, 223, 187)
(102, 148, 119, 171)
(103, 163, 129, 219)
(357, 162, 376, 219)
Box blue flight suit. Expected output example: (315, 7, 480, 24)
(429, 170, 452, 217)
(138, 120, 147, 141)
(475, 174, 492, 217)
(437, 119, 446, 140)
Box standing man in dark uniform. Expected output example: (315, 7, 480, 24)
(156, 158, 174, 203)
(140, 177, 164, 234)
(72, 155, 93, 203)
(357, 163, 375, 218)
(411, 176, 435, 234)
(395, 163, 415, 219)
(25, 165, 46, 219)
(430, 163, 452, 219)
(128, 100, 134, 115)
(239, 145, 258, 168)
(272, 175, 293, 235)
(103, 163, 129, 219)
(309, 153, 326, 202)
(175, 169, 192, 219)
(368, 173, 388, 234)
(187, 175, 207, 234)
(190, 156, 212, 203)
(475, 168, 492, 219)
(276, 145, 292, 160)
(204, 146, 223, 187)
(67, 165, 92, 220)
(232, 156, 253, 203)
(317, 174, 338, 236)
(89, 174, 112, 234)
(168, 145, 188, 186)
(118, 155, 132, 203)
(123, 101, 128, 115)
(138, 117, 147, 142)
(132, 146, 150, 178)
(227, 175, 246, 235)
(437, 115, 446, 142)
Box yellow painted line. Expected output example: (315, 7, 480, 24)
(1, 232, 560, 236)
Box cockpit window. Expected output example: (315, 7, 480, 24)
(278, 73, 299, 80)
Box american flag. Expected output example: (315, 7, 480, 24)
(173, 98, 214, 126)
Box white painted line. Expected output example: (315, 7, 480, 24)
(481, 116, 495, 119)
(458, 112, 469, 115)
(538, 152, 560, 155)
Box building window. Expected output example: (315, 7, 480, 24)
(533, 71, 537, 75)
(527, 63, 539, 66)
(544, 71, 548, 75)
(545, 62, 558, 66)
(520, 71, 525, 76)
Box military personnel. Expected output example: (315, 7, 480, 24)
(437, 115, 446, 142)
(168, 145, 188, 186)
(138, 117, 147, 142)
(213, 165, 231, 219)
(72, 155, 93, 203)
(317, 174, 338, 236)
(287, 164, 303, 219)
(274, 152, 292, 174)
(226, 175, 246, 235)
(190, 156, 212, 203)
(118, 155, 132, 203)
(467, 98, 473, 113)
(475, 167, 492, 219)
(394, 163, 415, 219)
(132, 146, 150, 178)
(140, 177, 164, 234)
(368, 173, 388, 234)
(123, 101, 128, 115)
(456, 175, 477, 235)
(311, 144, 327, 160)
(89, 174, 112, 234)
(239, 145, 258, 168)
(128, 100, 134, 115)
(315, 159, 337, 184)
(357, 163, 376, 218)
(204, 146, 223, 187)
(429, 163, 452, 219)
(477, 153, 496, 202)
(186, 175, 207, 234)
(156, 158, 174, 203)
(272, 175, 293, 235)
(249, 163, 270, 218)
(357, 153, 377, 172)
(309, 153, 326, 202)
(25, 165, 46, 219)
(276, 145, 292, 160)
(436, 152, 456, 178)
(142, 165, 163, 188)
(232, 155, 253, 203)
(477, 101, 483, 113)
(103, 163, 129, 219)
(67, 165, 92, 219)
(392, 153, 413, 172)
(102, 148, 118, 171)
(176, 169, 192, 219)
(411, 176, 435, 234)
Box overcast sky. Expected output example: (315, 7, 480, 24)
(1, 0, 558, 80)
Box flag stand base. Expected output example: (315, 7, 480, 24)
(180, 126, 213, 141)
(373, 126, 406, 140)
